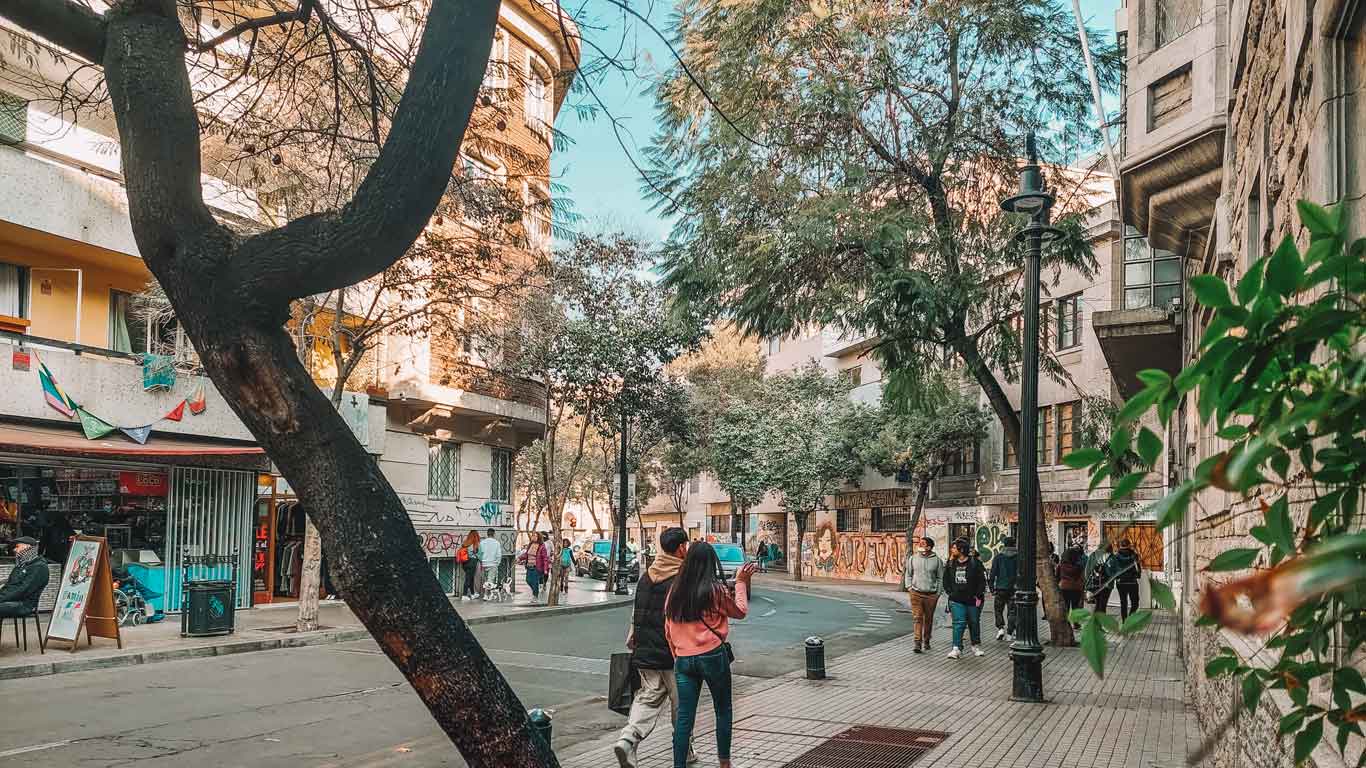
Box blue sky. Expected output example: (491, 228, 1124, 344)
(552, 0, 1124, 243)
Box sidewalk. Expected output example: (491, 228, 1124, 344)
(0, 575, 629, 680)
(754, 571, 909, 604)
(564, 596, 1199, 768)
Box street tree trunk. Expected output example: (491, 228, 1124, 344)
(905, 477, 932, 552)
(792, 510, 810, 581)
(0, 1, 561, 763)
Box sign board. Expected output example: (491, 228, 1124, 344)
(626, 474, 637, 510)
(119, 471, 168, 497)
(47, 535, 122, 650)
(12, 348, 30, 371)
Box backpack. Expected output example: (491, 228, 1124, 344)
(457, 546, 470, 564)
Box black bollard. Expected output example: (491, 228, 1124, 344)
(528, 708, 552, 748)
(805, 636, 826, 680)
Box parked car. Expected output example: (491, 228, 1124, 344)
(713, 543, 747, 582)
(575, 539, 640, 582)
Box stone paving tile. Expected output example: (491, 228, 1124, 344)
(564, 597, 1199, 768)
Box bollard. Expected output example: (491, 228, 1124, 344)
(805, 636, 826, 680)
(527, 708, 553, 748)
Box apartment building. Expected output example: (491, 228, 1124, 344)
(0, 1, 575, 607)
(1113, 0, 1364, 761)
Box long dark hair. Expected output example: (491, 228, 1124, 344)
(666, 542, 725, 623)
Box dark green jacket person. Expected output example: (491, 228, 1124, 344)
(0, 536, 50, 615)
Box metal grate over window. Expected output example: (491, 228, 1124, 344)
(428, 441, 460, 499)
(0, 91, 26, 145)
(782, 725, 950, 768)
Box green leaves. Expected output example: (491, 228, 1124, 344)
(1189, 274, 1233, 308)
(1205, 654, 1239, 677)
(1207, 548, 1260, 571)
(1266, 235, 1305, 297)
(1119, 610, 1153, 635)
(1148, 577, 1176, 610)
(1062, 447, 1104, 469)
(1296, 200, 1343, 240)
(1136, 428, 1163, 467)
(1243, 672, 1265, 715)
(1079, 615, 1107, 678)
(1110, 471, 1143, 502)
(1293, 716, 1323, 762)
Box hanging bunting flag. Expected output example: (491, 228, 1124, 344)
(39, 359, 77, 418)
(77, 407, 117, 440)
(187, 385, 207, 415)
(119, 425, 153, 445)
(163, 400, 186, 422)
(141, 354, 177, 391)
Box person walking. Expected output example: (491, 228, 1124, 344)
(903, 536, 943, 654)
(1110, 539, 1142, 620)
(458, 531, 480, 601)
(754, 541, 768, 573)
(1086, 543, 1114, 615)
(559, 538, 573, 593)
(520, 532, 550, 602)
(665, 543, 755, 768)
(614, 528, 698, 768)
(478, 528, 503, 596)
(943, 538, 986, 659)
(987, 535, 1019, 642)
(1057, 546, 1086, 627)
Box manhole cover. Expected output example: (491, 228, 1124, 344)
(782, 725, 949, 767)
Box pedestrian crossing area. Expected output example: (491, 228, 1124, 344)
(846, 599, 896, 634)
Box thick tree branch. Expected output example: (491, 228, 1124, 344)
(0, 0, 107, 63)
(195, 1, 313, 52)
(234, 0, 501, 310)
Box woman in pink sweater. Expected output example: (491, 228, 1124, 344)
(665, 542, 756, 768)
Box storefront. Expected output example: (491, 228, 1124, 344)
(0, 422, 264, 612)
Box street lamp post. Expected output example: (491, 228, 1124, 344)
(1000, 133, 1062, 703)
(616, 409, 631, 596)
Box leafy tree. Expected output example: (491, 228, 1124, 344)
(869, 383, 991, 547)
(651, 440, 707, 528)
(648, 0, 1118, 645)
(758, 365, 879, 578)
(500, 233, 703, 603)
(709, 400, 774, 545)
(1067, 201, 1366, 763)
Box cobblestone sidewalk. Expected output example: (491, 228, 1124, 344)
(564, 600, 1199, 768)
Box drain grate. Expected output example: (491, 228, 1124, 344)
(781, 726, 949, 768)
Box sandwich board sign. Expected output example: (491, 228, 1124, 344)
(46, 535, 122, 651)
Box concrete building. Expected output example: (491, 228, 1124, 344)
(0, 2, 575, 606)
(1112, 0, 1364, 762)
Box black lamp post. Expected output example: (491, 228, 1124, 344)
(999, 133, 1062, 703)
(615, 409, 631, 596)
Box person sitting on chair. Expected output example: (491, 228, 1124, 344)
(0, 537, 49, 618)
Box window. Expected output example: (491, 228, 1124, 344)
(523, 182, 552, 251)
(430, 557, 457, 594)
(895, 467, 913, 483)
(460, 153, 505, 224)
(1003, 406, 1054, 468)
(428, 441, 461, 499)
(523, 56, 552, 136)
(709, 514, 731, 534)
(108, 290, 149, 354)
(1123, 228, 1181, 310)
(1057, 401, 1082, 459)
(1004, 424, 1018, 470)
(1009, 309, 1051, 352)
(943, 443, 979, 477)
(482, 30, 509, 93)
(1155, 0, 1200, 47)
(0, 262, 28, 319)
(490, 448, 512, 503)
(836, 509, 862, 532)
(767, 337, 781, 355)
(0, 91, 26, 145)
(842, 366, 863, 388)
(1056, 294, 1081, 349)
(872, 507, 913, 532)
(688, 476, 700, 494)
(1247, 177, 1262, 267)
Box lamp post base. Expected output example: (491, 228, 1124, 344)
(614, 578, 630, 596)
(1009, 644, 1046, 702)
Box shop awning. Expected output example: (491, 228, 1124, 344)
(0, 421, 268, 471)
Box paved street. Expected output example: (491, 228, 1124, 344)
(0, 584, 909, 766)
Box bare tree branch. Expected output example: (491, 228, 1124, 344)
(195, 1, 314, 52)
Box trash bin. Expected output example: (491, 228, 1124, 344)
(182, 580, 236, 637)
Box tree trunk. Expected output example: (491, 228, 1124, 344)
(605, 500, 619, 593)
(905, 477, 932, 552)
(792, 511, 808, 582)
(545, 501, 565, 607)
(296, 517, 323, 631)
(956, 335, 1074, 647)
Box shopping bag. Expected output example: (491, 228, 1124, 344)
(608, 652, 640, 716)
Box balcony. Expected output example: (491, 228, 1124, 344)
(1120, 0, 1227, 257)
(1093, 307, 1182, 398)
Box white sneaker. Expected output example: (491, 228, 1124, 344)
(947, 647, 961, 659)
(613, 739, 636, 768)
(996, 628, 1006, 641)
(1005, 633, 1015, 642)
(973, 646, 985, 657)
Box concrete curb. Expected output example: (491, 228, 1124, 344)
(0, 595, 630, 681)
(757, 578, 908, 608)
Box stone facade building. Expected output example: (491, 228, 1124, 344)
(1112, 0, 1364, 762)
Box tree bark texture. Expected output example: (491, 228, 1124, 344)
(905, 477, 932, 552)
(296, 517, 323, 631)
(792, 511, 809, 582)
(29, 0, 564, 764)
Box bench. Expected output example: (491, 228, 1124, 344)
(0, 562, 62, 653)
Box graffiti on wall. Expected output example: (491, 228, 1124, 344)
(973, 524, 1010, 566)
(801, 522, 908, 584)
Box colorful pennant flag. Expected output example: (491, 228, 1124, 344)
(163, 401, 186, 422)
(120, 425, 153, 445)
(187, 385, 206, 415)
(77, 407, 117, 440)
(39, 360, 77, 418)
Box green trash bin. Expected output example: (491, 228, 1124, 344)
(181, 580, 236, 637)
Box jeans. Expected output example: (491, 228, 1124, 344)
(462, 561, 479, 597)
(1061, 589, 1084, 623)
(674, 647, 733, 768)
(949, 600, 981, 649)
(526, 567, 542, 598)
(1117, 582, 1140, 620)
(993, 590, 1016, 634)
(908, 591, 939, 648)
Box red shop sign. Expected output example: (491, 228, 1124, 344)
(119, 471, 168, 497)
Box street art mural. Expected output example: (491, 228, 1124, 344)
(973, 523, 1010, 566)
(801, 524, 909, 584)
